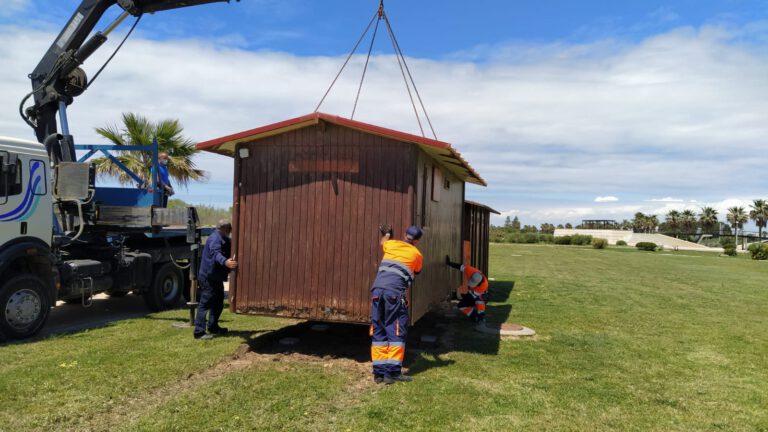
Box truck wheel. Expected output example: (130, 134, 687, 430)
(0, 274, 51, 341)
(144, 262, 183, 311)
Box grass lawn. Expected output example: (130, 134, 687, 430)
(1, 244, 766, 431)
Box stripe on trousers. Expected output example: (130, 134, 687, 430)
(371, 345, 389, 361)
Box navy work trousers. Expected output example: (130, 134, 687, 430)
(194, 278, 225, 335)
(370, 287, 408, 378)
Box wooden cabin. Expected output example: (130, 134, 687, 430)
(197, 112, 486, 324)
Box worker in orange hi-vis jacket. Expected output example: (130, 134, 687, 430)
(446, 257, 488, 322)
(369, 224, 423, 385)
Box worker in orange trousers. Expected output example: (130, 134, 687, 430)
(446, 257, 488, 322)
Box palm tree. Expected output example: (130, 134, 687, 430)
(646, 214, 659, 233)
(726, 206, 748, 248)
(680, 209, 697, 235)
(632, 212, 647, 233)
(698, 207, 719, 235)
(92, 112, 207, 187)
(749, 199, 768, 240)
(665, 210, 680, 237)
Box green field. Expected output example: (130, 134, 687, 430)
(1, 244, 766, 431)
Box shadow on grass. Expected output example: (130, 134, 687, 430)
(226, 280, 518, 377)
(240, 321, 372, 363)
(449, 280, 516, 359)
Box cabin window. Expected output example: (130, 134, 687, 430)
(30, 159, 47, 196)
(0, 152, 23, 204)
(431, 166, 442, 202)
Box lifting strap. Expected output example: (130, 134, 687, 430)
(314, 0, 438, 140)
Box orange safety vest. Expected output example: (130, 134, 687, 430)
(463, 264, 488, 295)
(382, 240, 423, 275)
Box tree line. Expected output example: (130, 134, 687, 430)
(496, 200, 768, 242)
(632, 200, 767, 243)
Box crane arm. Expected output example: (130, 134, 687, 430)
(22, 0, 233, 159)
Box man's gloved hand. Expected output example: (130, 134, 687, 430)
(379, 224, 393, 237)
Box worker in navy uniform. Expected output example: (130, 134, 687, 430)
(370, 224, 424, 384)
(194, 220, 238, 339)
(156, 152, 174, 207)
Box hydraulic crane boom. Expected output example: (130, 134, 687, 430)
(21, 0, 234, 162)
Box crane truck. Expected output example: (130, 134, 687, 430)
(0, 0, 237, 341)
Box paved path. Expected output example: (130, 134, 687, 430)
(36, 282, 231, 339)
(37, 294, 151, 338)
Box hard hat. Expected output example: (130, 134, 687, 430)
(405, 225, 423, 240)
(468, 272, 483, 288)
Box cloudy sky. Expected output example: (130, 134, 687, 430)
(1, 0, 766, 228)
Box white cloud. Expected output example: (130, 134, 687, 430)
(1, 22, 767, 216)
(0, 0, 29, 17)
(647, 197, 684, 202)
(594, 196, 619, 203)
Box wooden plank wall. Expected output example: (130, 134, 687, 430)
(462, 204, 491, 276)
(411, 152, 464, 322)
(232, 123, 417, 323)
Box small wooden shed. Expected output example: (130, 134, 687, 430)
(197, 112, 486, 324)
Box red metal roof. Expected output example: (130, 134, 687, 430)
(196, 112, 486, 186)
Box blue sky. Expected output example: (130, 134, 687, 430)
(1, 0, 767, 228)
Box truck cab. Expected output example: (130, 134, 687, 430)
(0, 135, 201, 341)
(0, 136, 57, 340)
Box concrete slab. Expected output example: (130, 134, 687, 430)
(476, 322, 536, 337)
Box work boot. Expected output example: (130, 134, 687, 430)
(194, 333, 214, 340)
(383, 374, 413, 384)
(374, 375, 384, 384)
(208, 326, 228, 335)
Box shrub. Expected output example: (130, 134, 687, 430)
(748, 243, 768, 260)
(720, 238, 737, 256)
(635, 242, 657, 251)
(504, 233, 521, 243)
(592, 238, 608, 249)
(539, 233, 554, 244)
(555, 235, 572, 245)
(570, 234, 593, 245)
(616, 240, 628, 246)
(523, 233, 538, 244)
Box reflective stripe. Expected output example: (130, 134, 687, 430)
(390, 346, 405, 362)
(371, 346, 389, 361)
(372, 341, 389, 346)
(377, 266, 413, 283)
(373, 359, 403, 366)
(389, 341, 405, 347)
(380, 259, 415, 279)
(369, 325, 373, 337)
(396, 320, 399, 337)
